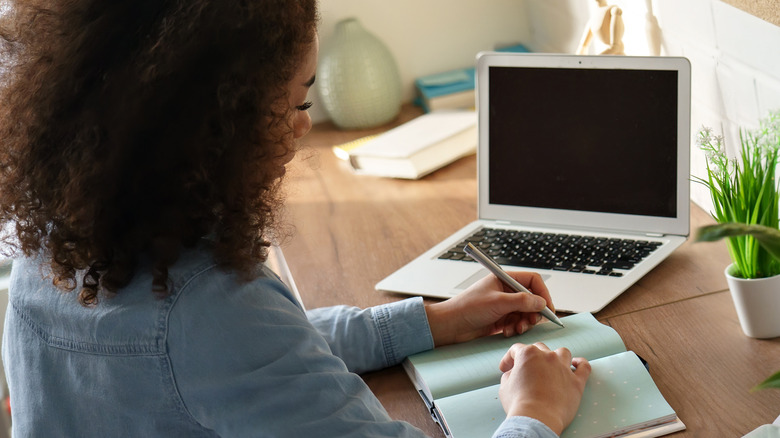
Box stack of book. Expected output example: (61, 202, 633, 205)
(332, 111, 477, 180)
(414, 43, 530, 113)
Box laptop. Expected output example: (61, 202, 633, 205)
(376, 52, 691, 313)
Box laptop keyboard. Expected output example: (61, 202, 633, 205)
(438, 227, 662, 277)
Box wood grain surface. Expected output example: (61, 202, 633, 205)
(278, 104, 780, 437)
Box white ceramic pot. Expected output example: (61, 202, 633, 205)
(316, 18, 402, 130)
(725, 264, 780, 339)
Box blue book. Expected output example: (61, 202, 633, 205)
(415, 44, 530, 112)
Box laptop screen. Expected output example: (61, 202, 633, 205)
(488, 66, 678, 218)
(476, 53, 691, 237)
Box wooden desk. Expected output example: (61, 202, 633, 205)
(280, 106, 780, 437)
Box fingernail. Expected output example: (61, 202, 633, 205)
(536, 314, 542, 323)
(520, 321, 528, 333)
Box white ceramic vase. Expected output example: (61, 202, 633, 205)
(725, 264, 780, 339)
(316, 18, 402, 130)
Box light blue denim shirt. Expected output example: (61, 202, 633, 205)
(2, 247, 556, 437)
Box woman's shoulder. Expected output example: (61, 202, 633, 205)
(167, 245, 306, 330)
(164, 247, 326, 385)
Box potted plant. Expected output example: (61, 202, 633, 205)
(694, 111, 780, 397)
(696, 223, 780, 392)
(693, 109, 780, 340)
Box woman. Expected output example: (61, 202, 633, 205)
(0, 1, 589, 436)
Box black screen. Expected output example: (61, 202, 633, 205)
(488, 66, 678, 218)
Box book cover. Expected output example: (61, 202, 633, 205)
(415, 44, 530, 112)
(415, 69, 476, 113)
(346, 111, 477, 179)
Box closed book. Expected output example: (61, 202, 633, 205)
(415, 69, 476, 113)
(415, 44, 530, 113)
(347, 111, 477, 179)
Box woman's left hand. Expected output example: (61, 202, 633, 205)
(424, 271, 554, 347)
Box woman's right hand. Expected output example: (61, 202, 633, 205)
(498, 342, 591, 435)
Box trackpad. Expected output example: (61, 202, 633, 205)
(455, 269, 491, 289)
(455, 269, 551, 289)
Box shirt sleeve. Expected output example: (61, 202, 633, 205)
(305, 297, 435, 374)
(168, 267, 552, 438)
(492, 417, 560, 438)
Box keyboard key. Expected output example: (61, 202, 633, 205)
(438, 227, 661, 276)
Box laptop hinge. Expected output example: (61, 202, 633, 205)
(489, 221, 668, 238)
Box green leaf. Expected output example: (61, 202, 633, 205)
(695, 223, 780, 262)
(753, 369, 780, 391)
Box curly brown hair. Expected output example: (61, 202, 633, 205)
(0, 0, 318, 305)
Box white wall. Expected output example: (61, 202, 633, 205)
(521, 0, 780, 214)
(314, 0, 780, 214)
(310, 0, 531, 123)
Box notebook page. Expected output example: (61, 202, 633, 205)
(408, 312, 626, 400)
(565, 351, 677, 438)
(435, 351, 678, 438)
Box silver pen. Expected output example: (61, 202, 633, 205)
(463, 242, 565, 328)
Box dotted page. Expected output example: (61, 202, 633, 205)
(434, 351, 677, 438)
(563, 351, 676, 438)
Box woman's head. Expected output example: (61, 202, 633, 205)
(0, 0, 319, 305)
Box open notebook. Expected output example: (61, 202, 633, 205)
(377, 53, 692, 313)
(404, 313, 685, 438)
